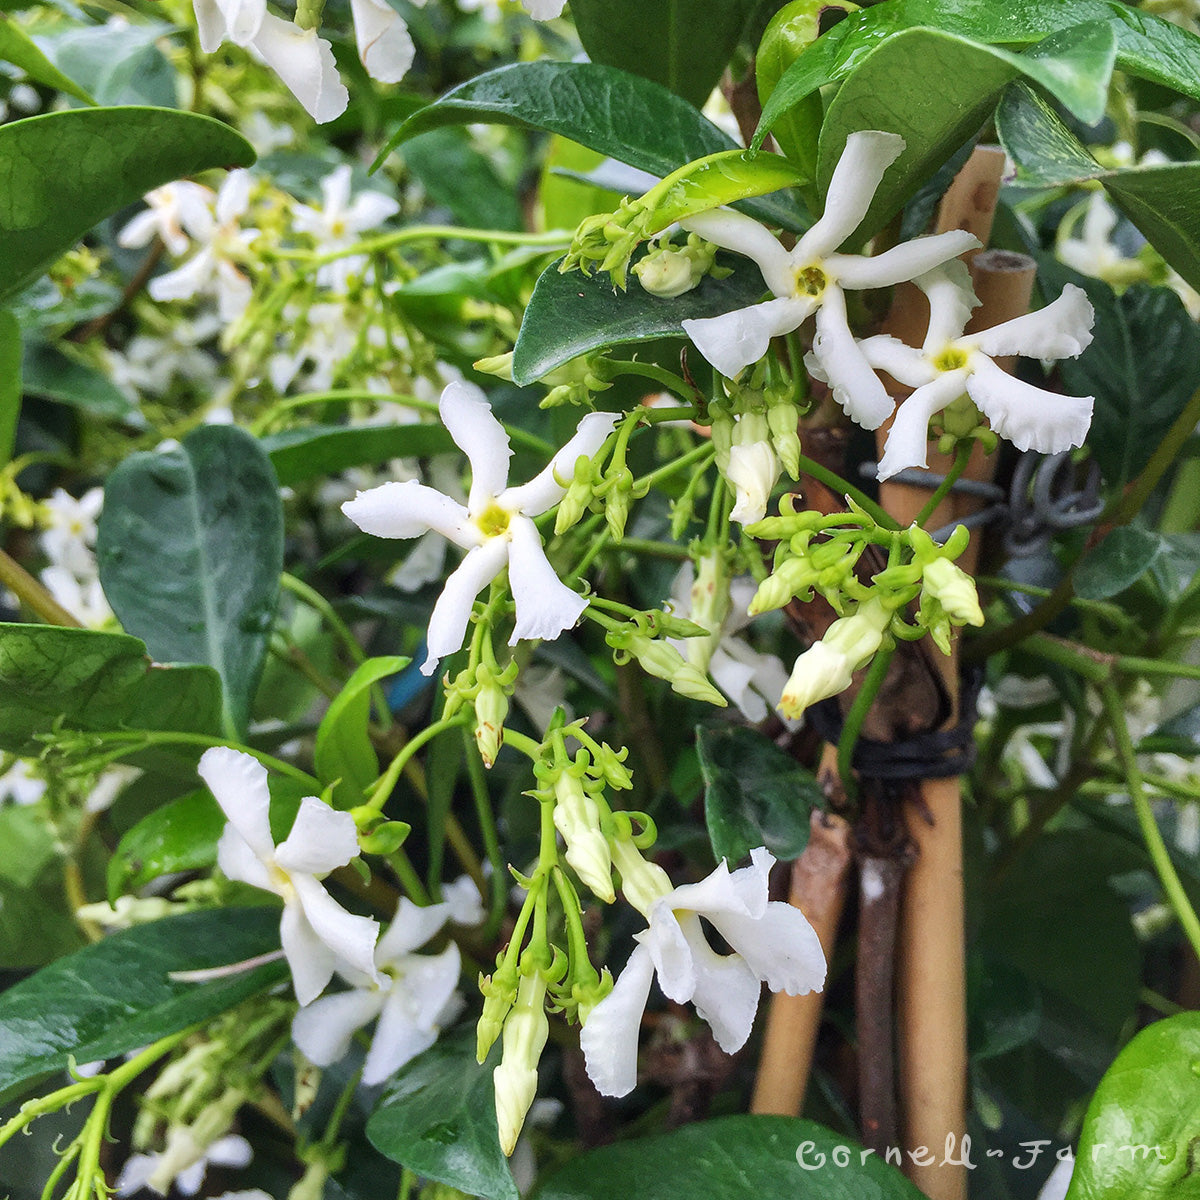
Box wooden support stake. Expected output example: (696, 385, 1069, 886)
(750, 808, 852, 1116)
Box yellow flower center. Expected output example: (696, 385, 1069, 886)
(933, 347, 969, 372)
(795, 265, 827, 297)
(475, 503, 512, 538)
(268, 860, 295, 901)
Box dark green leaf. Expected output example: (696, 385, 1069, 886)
(0, 875, 83, 970)
(315, 655, 408, 809)
(107, 781, 305, 900)
(367, 1031, 518, 1200)
(97, 424, 284, 740)
(0, 14, 94, 104)
(0, 907, 286, 1104)
(400, 127, 522, 231)
(0, 309, 18, 465)
(570, 0, 754, 108)
(0, 107, 254, 303)
(1075, 527, 1163, 600)
(423, 727, 463, 892)
(1068, 1013, 1200, 1200)
(968, 954, 1042, 1062)
(22, 338, 135, 417)
(262, 422, 454, 487)
(512, 253, 765, 384)
(696, 725, 819, 864)
(535, 1115, 927, 1199)
(999, 83, 1200, 292)
(0, 623, 220, 754)
(375, 63, 806, 233)
(755, 0, 1200, 151)
(0, 803, 58, 889)
(1036, 258, 1200, 489)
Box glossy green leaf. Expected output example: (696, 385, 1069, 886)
(37, 21, 177, 108)
(536, 1115, 927, 1199)
(1067, 1013, 1200, 1200)
(1036, 259, 1200, 489)
(107, 781, 306, 901)
(315, 655, 409, 809)
(512, 253, 765, 384)
(367, 1031, 518, 1200)
(0, 107, 253, 303)
(375, 63, 807, 233)
(96, 424, 284, 740)
(262, 422, 455, 487)
(400, 127, 522, 231)
(813, 25, 1116, 244)
(1075, 527, 1164, 600)
(570, 0, 755, 108)
(0, 623, 221, 755)
(22, 337, 135, 417)
(999, 83, 1200, 292)
(0, 308, 18, 465)
(0, 14, 94, 104)
(696, 725, 819, 865)
(755, 0, 1200, 151)
(0, 907, 286, 1104)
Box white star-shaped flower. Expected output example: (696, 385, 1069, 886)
(679, 131, 978, 422)
(342, 381, 618, 677)
(852, 262, 1095, 480)
(118, 181, 215, 258)
(198, 747, 380, 1006)
(579, 846, 825, 1097)
(291, 898, 461, 1085)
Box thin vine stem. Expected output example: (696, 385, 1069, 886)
(837, 643, 897, 802)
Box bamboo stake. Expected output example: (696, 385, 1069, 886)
(750, 807, 852, 1115)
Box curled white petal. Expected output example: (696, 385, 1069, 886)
(291, 873, 381, 990)
(501, 410, 619, 516)
(810, 288, 894, 430)
(275, 796, 362, 875)
(214, 0, 265, 46)
(292, 988, 384, 1065)
(856, 334, 938, 390)
(349, 0, 415, 83)
(919, 260, 979, 352)
(966, 358, 1093, 454)
(829, 230, 979, 290)
(506, 515, 587, 644)
(681, 916, 762, 1052)
(579, 943, 656, 1097)
(876, 369, 972, 480)
(342, 480, 476, 547)
(199, 747, 274, 860)
(375, 898, 453, 961)
(682, 295, 814, 380)
(280, 898, 340, 1007)
(967, 283, 1095, 360)
(422, 538, 511, 675)
(726, 439, 780, 526)
(681, 208, 795, 297)
(250, 15, 349, 124)
(440, 380, 512, 511)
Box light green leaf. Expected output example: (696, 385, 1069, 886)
(0, 907, 286, 1104)
(0, 14, 94, 105)
(999, 83, 1200, 292)
(512, 253, 765, 385)
(0, 803, 58, 888)
(375, 63, 807, 234)
(96, 424, 284, 740)
(0, 308, 18, 465)
(315, 655, 409, 809)
(570, 0, 755, 108)
(367, 1031, 518, 1200)
(0, 107, 254, 303)
(262, 422, 454, 487)
(1067, 1013, 1200, 1200)
(22, 337, 135, 418)
(696, 725, 819, 865)
(1075, 527, 1164, 600)
(0, 623, 222, 755)
(535, 1115, 927, 1199)
(37, 21, 177, 108)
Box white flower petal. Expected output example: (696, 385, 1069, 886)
(439, 381, 512, 511)
(342, 480, 476, 547)
(148, 247, 216, 304)
(668, 852, 768, 923)
(362, 991, 438, 1085)
(967, 283, 1094, 360)
(349, 190, 401, 230)
(506, 515, 586, 644)
(291, 873, 381, 987)
(856, 334, 938, 390)
(402, 943, 462, 1029)
(292, 987, 385, 1065)
(680, 208, 795, 297)
(810, 288, 894, 429)
(642, 913, 696, 1004)
(779, 640, 854, 718)
(501, 410, 619, 516)
(199, 747, 274, 860)
(966, 357, 1093, 454)
(726, 439, 779, 525)
(918, 260, 977, 351)
(680, 915, 762, 1052)
(251, 15, 349, 124)
(216, 170, 252, 224)
(375, 898, 452, 962)
(275, 796, 362, 874)
(349, 0, 415, 83)
(214, 0, 265, 44)
(215, 826, 273, 892)
(521, 0, 565, 15)
(280, 898, 340, 1006)
(117, 209, 168, 253)
(682, 296, 814, 380)
(876, 369, 972, 480)
(708, 899, 826, 995)
(205, 1136, 253, 1170)
(799, 130, 905, 260)
(422, 537, 511, 675)
(579, 942, 656, 1097)
(442, 874, 486, 926)
(830, 230, 979, 290)
(192, 0, 227, 53)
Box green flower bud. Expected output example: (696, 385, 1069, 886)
(748, 555, 820, 614)
(612, 630, 727, 707)
(608, 835, 673, 919)
(477, 966, 519, 1064)
(551, 766, 615, 903)
(632, 233, 717, 298)
(493, 971, 550, 1156)
(474, 672, 511, 768)
(766, 395, 802, 479)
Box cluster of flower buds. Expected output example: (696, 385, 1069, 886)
(603, 607, 727, 706)
(633, 232, 729, 298)
(474, 349, 613, 410)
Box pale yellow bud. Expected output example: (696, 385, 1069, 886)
(608, 837, 672, 919)
(552, 772, 615, 903)
(493, 972, 549, 1156)
(921, 557, 984, 627)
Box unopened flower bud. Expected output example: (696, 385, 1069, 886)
(921, 557, 984, 628)
(493, 971, 550, 1156)
(474, 673, 511, 769)
(551, 767, 614, 903)
(477, 966, 519, 1063)
(632, 234, 716, 298)
(608, 836, 673, 918)
(473, 352, 515, 380)
(685, 549, 732, 673)
(613, 631, 727, 707)
(766, 397, 802, 479)
(748, 556, 820, 614)
(554, 458, 595, 535)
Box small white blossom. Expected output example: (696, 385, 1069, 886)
(679, 131, 978, 416)
(117, 1132, 251, 1197)
(0, 759, 46, 806)
(342, 382, 618, 677)
(40, 487, 103, 576)
(291, 898, 462, 1085)
(118, 181, 215, 257)
(198, 747, 380, 1006)
(580, 844, 825, 1097)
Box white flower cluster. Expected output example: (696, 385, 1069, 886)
(39, 487, 112, 629)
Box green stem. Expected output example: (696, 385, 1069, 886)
(837, 643, 897, 801)
(600, 537, 691, 561)
(796, 455, 899, 530)
(276, 226, 570, 267)
(914, 442, 972, 529)
(597, 361, 691, 395)
(83, 731, 319, 787)
(1100, 681, 1200, 959)
(0, 547, 82, 627)
(366, 716, 468, 812)
(636, 441, 715, 491)
(388, 848, 432, 905)
(462, 727, 508, 940)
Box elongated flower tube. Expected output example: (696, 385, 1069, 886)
(344, 382, 618, 677)
(198, 747, 380, 1006)
(580, 844, 825, 1097)
(679, 131, 978, 422)
(851, 261, 1095, 479)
